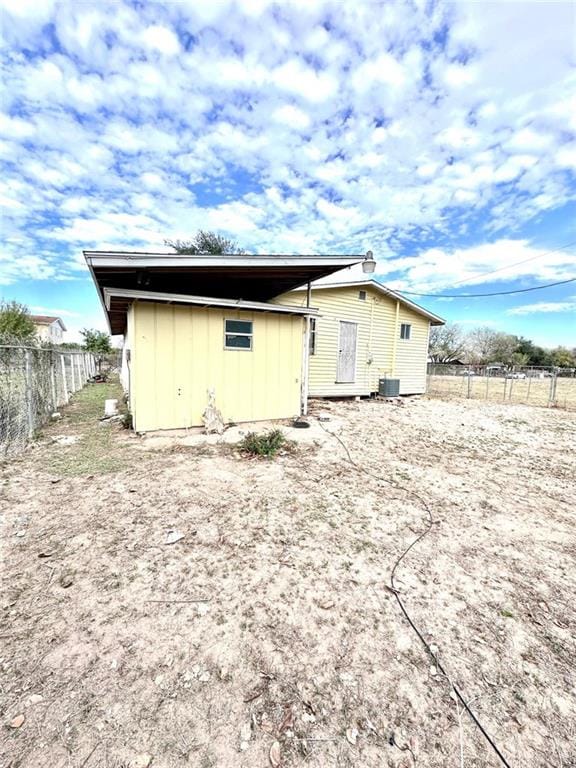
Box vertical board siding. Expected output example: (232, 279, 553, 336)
(131, 302, 303, 432)
(274, 286, 431, 396)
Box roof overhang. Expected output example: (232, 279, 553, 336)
(292, 279, 445, 325)
(103, 287, 318, 325)
(85, 251, 363, 334)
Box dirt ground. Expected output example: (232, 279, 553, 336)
(1, 382, 575, 768)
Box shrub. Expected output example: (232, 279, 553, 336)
(239, 429, 291, 458)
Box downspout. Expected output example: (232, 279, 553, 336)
(301, 282, 312, 416)
(392, 300, 400, 376)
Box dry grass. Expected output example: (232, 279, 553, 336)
(428, 374, 576, 410)
(0, 387, 574, 768)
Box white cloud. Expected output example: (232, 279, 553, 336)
(0, 0, 573, 293)
(507, 298, 576, 316)
(31, 306, 80, 317)
(272, 104, 310, 130)
(141, 25, 180, 55)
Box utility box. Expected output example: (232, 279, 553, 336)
(379, 378, 400, 397)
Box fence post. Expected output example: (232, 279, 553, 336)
(467, 367, 472, 398)
(61, 354, 68, 403)
(70, 354, 76, 393)
(24, 349, 34, 438)
(508, 371, 514, 401)
(50, 355, 57, 410)
(548, 374, 557, 407)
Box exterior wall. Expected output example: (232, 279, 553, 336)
(35, 322, 63, 344)
(130, 301, 303, 432)
(120, 305, 133, 393)
(274, 286, 431, 396)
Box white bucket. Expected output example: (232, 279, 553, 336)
(104, 399, 119, 417)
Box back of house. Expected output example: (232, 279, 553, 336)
(275, 275, 444, 397)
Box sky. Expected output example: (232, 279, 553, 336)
(1, 0, 575, 347)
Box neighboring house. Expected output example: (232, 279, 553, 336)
(275, 268, 444, 396)
(30, 315, 67, 344)
(85, 251, 362, 432)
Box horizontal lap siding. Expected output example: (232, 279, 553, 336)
(395, 307, 430, 394)
(275, 287, 431, 396)
(131, 301, 302, 432)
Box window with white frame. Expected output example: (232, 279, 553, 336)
(224, 319, 253, 349)
(358, 290, 367, 301)
(400, 323, 411, 340)
(309, 318, 317, 355)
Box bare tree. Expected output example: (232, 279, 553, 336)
(428, 324, 466, 363)
(466, 327, 518, 366)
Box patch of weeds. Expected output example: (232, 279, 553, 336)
(500, 608, 514, 618)
(239, 429, 293, 458)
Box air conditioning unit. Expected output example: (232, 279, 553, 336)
(379, 378, 400, 397)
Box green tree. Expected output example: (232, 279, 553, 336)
(550, 346, 576, 368)
(516, 337, 552, 367)
(164, 230, 245, 255)
(0, 300, 36, 342)
(80, 328, 112, 372)
(428, 323, 467, 363)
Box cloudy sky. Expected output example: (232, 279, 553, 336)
(1, 0, 575, 345)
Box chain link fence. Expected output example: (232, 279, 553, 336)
(0, 345, 97, 458)
(427, 363, 576, 410)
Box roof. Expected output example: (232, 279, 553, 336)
(291, 278, 445, 326)
(85, 251, 364, 334)
(103, 287, 319, 318)
(30, 315, 67, 331)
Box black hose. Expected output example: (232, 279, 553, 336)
(319, 421, 513, 768)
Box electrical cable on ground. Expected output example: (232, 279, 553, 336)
(397, 275, 576, 298)
(319, 421, 513, 768)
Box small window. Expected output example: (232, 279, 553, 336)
(309, 318, 317, 355)
(225, 319, 253, 350)
(400, 323, 411, 340)
(358, 290, 367, 301)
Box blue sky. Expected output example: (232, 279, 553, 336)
(1, 0, 575, 346)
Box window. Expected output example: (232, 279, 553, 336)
(400, 323, 411, 340)
(358, 290, 367, 301)
(309, 318, 317, 355)
(225, 319, 253, 350)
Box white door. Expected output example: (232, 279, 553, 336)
(337, 321, 357, 383)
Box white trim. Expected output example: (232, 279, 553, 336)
(301, 316, 310, 416)
(336, 320, 358, 384)
(291, 279, 445, 325)
(103, 287, 319, 317)
(86, 252, 362, 270)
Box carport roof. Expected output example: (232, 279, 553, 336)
(85, 251, 363, 334)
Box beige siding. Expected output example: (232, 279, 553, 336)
(394, 305, 431, 394)
(131, 301, 303, 432)
(274, 286, 430, 396)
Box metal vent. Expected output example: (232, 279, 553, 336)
(379, 378, 400, 397)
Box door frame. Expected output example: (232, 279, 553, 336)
(336, 320, 358, 383)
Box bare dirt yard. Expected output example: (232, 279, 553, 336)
(1, 382, 574, 768)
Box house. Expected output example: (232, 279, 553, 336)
(30, 315, 67, 344)
(275, 265, 444, 396)
(85, 251, 364, 432)
(85, 252, 444, 432)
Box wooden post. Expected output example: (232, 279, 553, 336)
(70, 354, 76, 393)
(50, 356, 57, 410)
(548, 374, 557, 406)
(24, 349, 34, 438)
(61, 354, 68, 403)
